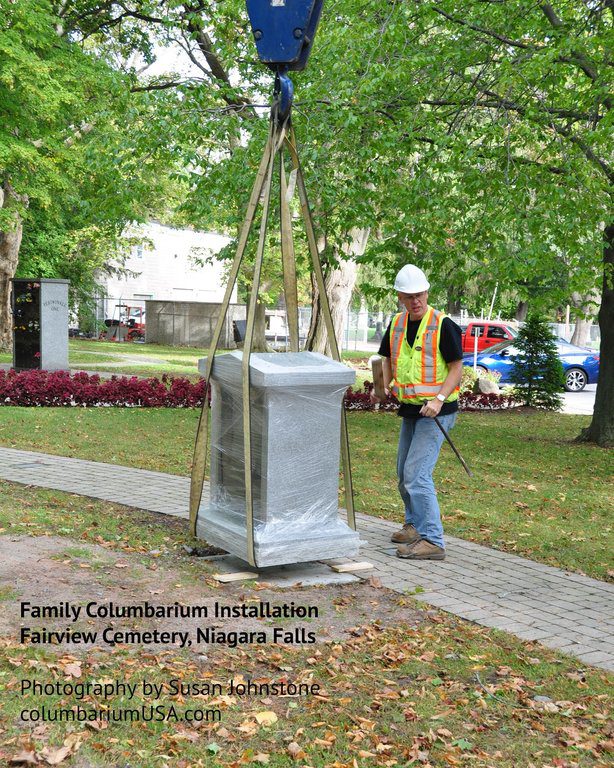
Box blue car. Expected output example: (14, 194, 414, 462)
(463, 340, 600, 392)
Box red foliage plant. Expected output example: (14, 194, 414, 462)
(0, 370, 206, 408)
(349, 382, 517, 412)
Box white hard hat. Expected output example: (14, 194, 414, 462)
(394, 264, 430, 293)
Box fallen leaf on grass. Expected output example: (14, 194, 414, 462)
(451, 738, 473, 751)
(9, 752, 37, 765)
(62, 662, 81, 679)
(40, 745, 72, 765)
(252, 753, 270, 764)
(287, 742, 306, 760)
(85, 721, 108, 732)
(237, 720, 258, 736)
(419, 652, 436, 662)
(114, 562, 129, 569)
(254, 711, 277, 726)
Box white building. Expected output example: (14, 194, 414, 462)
(100, 221, 236, 314)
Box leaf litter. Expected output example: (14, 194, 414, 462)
(0, 537, 611, 767)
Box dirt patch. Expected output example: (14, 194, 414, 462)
(0, 535, 423, 654)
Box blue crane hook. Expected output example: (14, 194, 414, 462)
(246, 0, 324, 120)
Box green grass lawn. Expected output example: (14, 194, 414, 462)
(2, 339, 373, 383)
(67, 339, 209, 377)
(0, 407, 611, 580)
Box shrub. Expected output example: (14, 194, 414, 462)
(461, 365, 502, 393)
(509, 314, 565, 409)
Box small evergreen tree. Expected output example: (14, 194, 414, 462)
(510, 314, 565, 409)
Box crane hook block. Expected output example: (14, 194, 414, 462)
(246, 0, 324, 71)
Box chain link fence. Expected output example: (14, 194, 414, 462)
(72, 297, 600, 352)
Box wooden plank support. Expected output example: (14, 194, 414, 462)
(329, 561, 374, 573)
(213, 571, 259, 583)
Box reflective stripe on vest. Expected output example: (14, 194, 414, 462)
(390, 308, 459, 404)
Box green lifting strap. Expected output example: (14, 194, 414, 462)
(189, 124, 276, 539)
(280, 153, 300, 353)
(188, 117, 357, 565)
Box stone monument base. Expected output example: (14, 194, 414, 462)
(196, 351, 361, 567)
(196, 507, 360, 567)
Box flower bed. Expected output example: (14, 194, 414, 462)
(0, 370, 517, 411)
(0, 370, 206, 408)
(458, 390, 518, 411)
(347, 382, 517, 411)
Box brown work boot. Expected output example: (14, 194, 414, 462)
(391, 523, 420, 544)
(396, 539, 445, 560)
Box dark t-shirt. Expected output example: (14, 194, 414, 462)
(378, 314, 463, 418)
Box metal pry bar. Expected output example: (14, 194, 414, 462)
(433, 415, 473, 478)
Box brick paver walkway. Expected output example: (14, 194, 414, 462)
(1, 446, 612, 671)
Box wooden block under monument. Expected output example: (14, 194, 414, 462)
(329, 561, 374, 573)
(213, 571, 259, 583)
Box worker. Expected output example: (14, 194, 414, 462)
(371, 265, 463, 560)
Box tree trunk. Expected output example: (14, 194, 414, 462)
(515, 301, 528, 322)
(447, 296, 462, 316)
(570, 317, 592, 347)
(307, 257, 357, 355)
(577, 222, 614, 446)
(306, 227, 367, 355)
(0, 183, 27, 353)
(446, 282, 463, 317)
(252, 298, 270, 352)
(570, 290, 599, 347)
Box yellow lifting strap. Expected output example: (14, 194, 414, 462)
(188, 117, 356, 564)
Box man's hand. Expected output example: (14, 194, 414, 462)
(370, 387, 389, 405)
(420, 397, 443, 418)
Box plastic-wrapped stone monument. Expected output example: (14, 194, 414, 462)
(196, 351, 361, 567)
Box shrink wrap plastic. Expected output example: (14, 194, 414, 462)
(196, 352, 361, 566)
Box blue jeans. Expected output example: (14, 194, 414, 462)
(396, 413, 457, 550)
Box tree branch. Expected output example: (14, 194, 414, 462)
(184, 11, 257, 118)
(131, 79, 190, 92)
(540, 3, 600, 81)
(432, 5, 534, 49)
(423, 98, 598, 123)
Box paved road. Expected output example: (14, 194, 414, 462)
(1, 446, 612, 671)
(561, 384, 597, 415)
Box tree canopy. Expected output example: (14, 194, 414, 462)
(1, 0, 611, 441)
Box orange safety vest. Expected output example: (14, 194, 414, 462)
(389, 307, 460, 404)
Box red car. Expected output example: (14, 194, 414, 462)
(461, 321, 517, 353)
